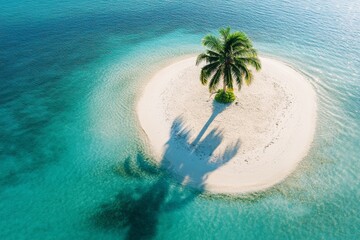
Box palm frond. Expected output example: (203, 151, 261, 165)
(202, 61, 221, 74)
(233, 48, 258, 57)
(200, 68, 210, 85)
(200, 61, 221, 85)
(202, 35, 223, 52)
(236, 56, 261, 71)
(204, 54, 221, 64)
(219, 27, 231, 41)
(196, 53, 209, 65)
(234, 59, 253, 85)
(206, 50, 221, 57)
(230, 64, 244, 90)
(225, 32, 251, 51)
(244, 69, 253, 85)
(209, 68, 222, 92)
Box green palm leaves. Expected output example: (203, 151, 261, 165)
(196, 27, 261, 92)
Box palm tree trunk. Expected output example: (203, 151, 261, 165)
(223, 83, 227, 92)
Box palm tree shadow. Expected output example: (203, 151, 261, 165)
(162, 115, 240, 191)
(192, 100, 230, 146)
(92, 102, 240, 240)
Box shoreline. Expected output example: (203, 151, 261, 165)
(137, 56, 317, 194)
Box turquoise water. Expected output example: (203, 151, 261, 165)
(1, 0, 359, 239)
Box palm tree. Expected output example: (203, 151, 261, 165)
(196, 27, 261, 95)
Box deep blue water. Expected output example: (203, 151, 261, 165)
(1, 0, 359, 239)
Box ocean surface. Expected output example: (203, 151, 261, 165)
(1, 0, 359, 239)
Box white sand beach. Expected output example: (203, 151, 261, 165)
(137, 56, 317, 194)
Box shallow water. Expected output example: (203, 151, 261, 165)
(1, 0, 359, 239)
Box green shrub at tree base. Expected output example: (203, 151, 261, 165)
(215, 89, 236, 103)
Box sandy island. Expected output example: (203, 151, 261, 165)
(137, 56, 317, 194)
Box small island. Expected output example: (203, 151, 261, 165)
(137, 29, 317, 194)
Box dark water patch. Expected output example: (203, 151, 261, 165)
(0, 95, 67, 189)
(0, 137, 65, 190)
